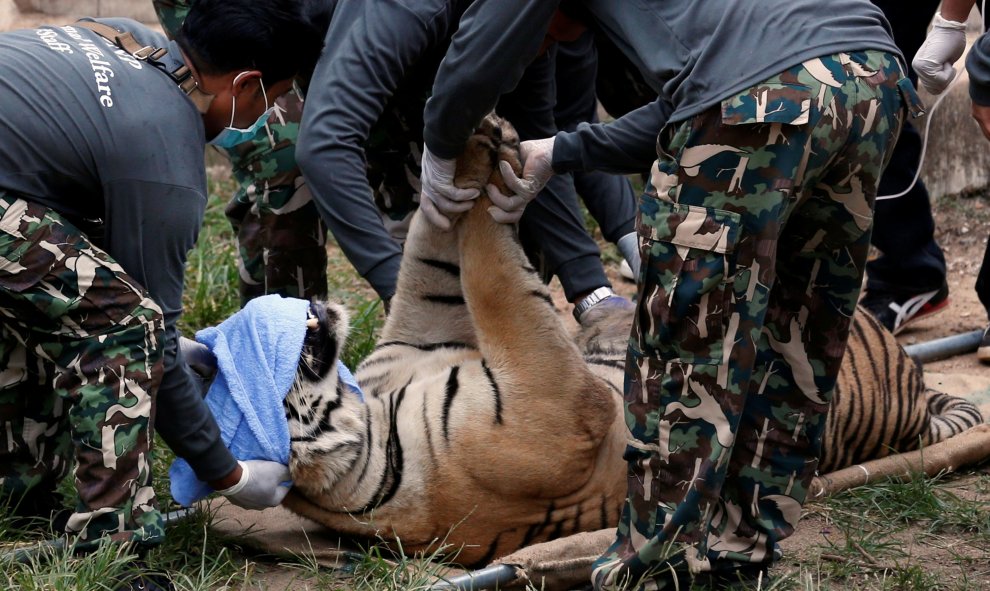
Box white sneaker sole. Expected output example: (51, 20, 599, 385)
(619, 259, 635, 282)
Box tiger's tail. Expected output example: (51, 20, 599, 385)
(924, 388, 984, 443)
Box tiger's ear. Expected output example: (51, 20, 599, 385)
(300, 301, 350, 382)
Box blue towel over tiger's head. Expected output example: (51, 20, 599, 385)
(169, 294, 310, 507)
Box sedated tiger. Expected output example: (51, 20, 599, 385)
(279, 115, 982, 567)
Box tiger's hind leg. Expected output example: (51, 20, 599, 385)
(924, 388, 984, 444)
(379, 115, 534, 349)
(449, 122, 616, 490)
(820, 310, 986, 471)
(379, 209, 476, 348)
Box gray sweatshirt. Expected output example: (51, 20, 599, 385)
(968, 31, 990, 106)
(0, 19, 235, 482)
(296, 0, 471, 300)
(424, 0, 902, 175)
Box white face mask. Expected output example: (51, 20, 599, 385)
(208, 71, 275, 148)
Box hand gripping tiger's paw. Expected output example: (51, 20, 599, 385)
(489, 136, 555, 224)
(452, 113, 523, 208)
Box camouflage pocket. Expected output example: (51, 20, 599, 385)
(0, 199, 68, 293)
(720, 82, 812, 126)
(636, 197, 741, 365)
(897, 77, 926, 119)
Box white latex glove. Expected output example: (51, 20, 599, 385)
(179, 336, 217, 381)
(487, 137, 556, 224)
(912, 13, 968, 95)
(419, 144, 480, 230)
(217, 460, 291, 510)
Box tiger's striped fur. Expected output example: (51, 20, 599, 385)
(822, 309, 983, 472)
(281, 115, 982, 566)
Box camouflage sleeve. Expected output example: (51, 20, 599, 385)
(151, 0, 191, 39)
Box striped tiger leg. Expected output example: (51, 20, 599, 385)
(379, 113, 523, 348)
(457, 194, 583, 377)
(379, 209, 477, 348)
(455, 194, 616, 464)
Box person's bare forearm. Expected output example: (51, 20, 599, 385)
(941, 0, 975, 23)
(208, 465, 242, 490)
(971, 103, 990, 141)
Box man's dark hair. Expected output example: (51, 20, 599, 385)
(177, 0, 325, 87)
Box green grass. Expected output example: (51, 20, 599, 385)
(340, 298, 384, 370)
(795, 471, 990, 590)
(4, 537, 144, 591)
(178, 174, 242, 335)
(821, 471, 990, 540)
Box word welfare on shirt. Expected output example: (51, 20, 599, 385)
(36, 25, 144, 108)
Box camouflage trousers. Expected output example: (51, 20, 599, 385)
(223, 90, 331, 306)
(593, 51, 915, 590)
(0, 195, 165, 548)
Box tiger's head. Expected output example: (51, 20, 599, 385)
(285, 301, 368, 498)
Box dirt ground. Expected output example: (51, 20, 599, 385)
(2, 5, 68, 30)
(1, 4, 161, 31)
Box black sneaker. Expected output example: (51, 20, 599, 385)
(692, 563, 771, 590)
(860, 282, 950, 335)
(978, 326, 990, 365)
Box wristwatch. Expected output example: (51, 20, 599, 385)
(573, 286, 616, 322)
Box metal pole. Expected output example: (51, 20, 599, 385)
(1, 508, 198, 565)
(0, 537, 65, 565)
(902, 329, 984, 364)
(429, 564, 519, 590)
(162, 507, 198, 525)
